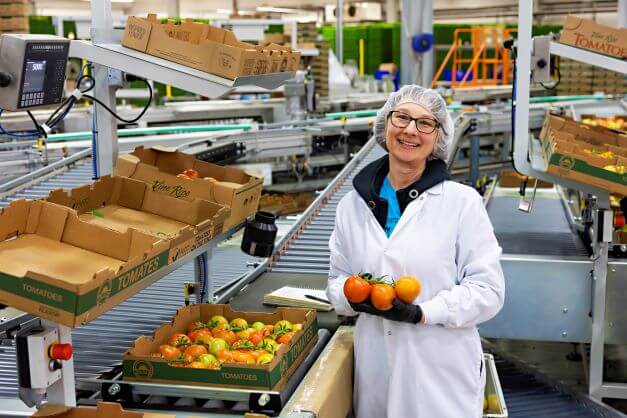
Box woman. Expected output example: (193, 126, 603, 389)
(326, 85, 505, 418)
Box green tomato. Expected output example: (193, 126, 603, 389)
(260, 338, 279, 354)
(209, 338, 228, 356)
(251, 321, 265, 331)
(256, 353, 274, 364)
(198, 353, 218, 367)
(273, 320, 293, 335)
(292, 323, 303, 332)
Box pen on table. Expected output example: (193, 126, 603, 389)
(305, 294, 330, 304)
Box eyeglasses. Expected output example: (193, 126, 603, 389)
(388, 111, 441, 135)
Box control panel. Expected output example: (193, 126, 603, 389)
(0, 34, 70, 111)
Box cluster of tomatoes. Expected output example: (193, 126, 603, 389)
(343, 273, 422, 310)
(176, 168, 217, 183)
(154, 315, 302, 369)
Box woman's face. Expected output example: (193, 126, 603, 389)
(385, 102, 439, 165)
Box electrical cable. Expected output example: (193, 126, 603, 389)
(83, 77, 152, 124)
(540, 63, 561, 90)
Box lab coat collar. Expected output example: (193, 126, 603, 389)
(352, 155, 449, 227)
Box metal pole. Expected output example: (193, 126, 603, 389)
(90, 0, 118, 176)
(513, 0, 532, 175)
(385, 0, 398, 23)
(619, 0, 626, 28)
(421, 0, 434, 87)
(336, 0, 343, 64)
(589, 198, 611, 400)
(469, 135, 480, 185)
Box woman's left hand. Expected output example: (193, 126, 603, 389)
(380, 299, 423, 324)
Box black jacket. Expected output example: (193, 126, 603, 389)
(352, 155, 450, 231)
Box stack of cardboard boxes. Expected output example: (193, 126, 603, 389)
(122, 14, 300, 80)
(557, 59, 627, 96)
(312, 39, 330, 97)
(0, 0, 29, 34)
(0, 146, 263, 328)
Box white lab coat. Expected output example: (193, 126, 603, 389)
(326, 180, 505, 418)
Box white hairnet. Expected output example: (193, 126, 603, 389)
(374, 85, 454, 161)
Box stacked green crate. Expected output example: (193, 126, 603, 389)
(366, 23, 394, 74)
(343, 25, 366, 64)
(28, 16, 55, 34)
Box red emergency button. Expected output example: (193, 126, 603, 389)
(49, 343, 73, 361)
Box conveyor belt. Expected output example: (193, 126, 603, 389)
(0, 156, 257, 399)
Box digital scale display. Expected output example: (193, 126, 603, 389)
(22, 60, 47, 93)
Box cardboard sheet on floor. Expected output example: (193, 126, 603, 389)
(32, 402, 175, 418)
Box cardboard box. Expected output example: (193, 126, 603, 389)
(0, 16, 27, 30)
(539, 114, 627, 195)
(560, 15, 627, 60)
(282, 326, 353, 418)
(33, 402, 174, 418)
(46, 175, 230, 264)
(262, 33, 287, 45)
(614, 230, 627, 244)
(498, 170, 553, 188)
(122, 15, 299, 79)
(0, 200, 169, 327)
(123, 304, 318, 390)
(0, 3, 28, 16)
(115, 146, 263, 230)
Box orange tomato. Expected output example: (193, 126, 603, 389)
(394, 276, 421, 303)
(249, 349, 266, 360)
(343, 274, 372, 303)
(217, 349, 234, 363)
(184, 344, 208, 359)
(158, 344, 181, 360)
(183, 168, 199, 179)
(188, 361, 207, 369)
(188, 328, 212, 343)
(214, 329, 237, 346)
(277, 332, 295, 345)
(262, 325, 274, 337)
(249, 331, 263, 346)
(168, 333, 191, 348)
(370, 283, 395, 311)
(232, 351, 256, 364)
(187, 321, 208, 334)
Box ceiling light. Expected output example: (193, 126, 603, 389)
(256, 6, 300, 13)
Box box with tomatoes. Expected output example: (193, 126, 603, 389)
(32, 402, 175, 418)
(46, 175, 230, 264)
(115, 146, 263, 230)
(123, 304, 318, 390)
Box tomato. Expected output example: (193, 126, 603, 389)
(177, 174, 191, 180)
(273, 320, 293, 335)
(213, 329, 237, 346)
(183, 168, 199, 179)
(197, 334, 213, 347)
(232, 340, 255, 351)
(394, 275, 421, 304)
(256, 353, 274, 364)
(235, 328, 251, 341)
(158, 344, 181, 360)
(188, 328, 212, 343)
(217, 349, 234, 363)
(249, 349, 266, 360)
(259, 338, 279, 354)
(168, 333, 191, 348)
(208, 315, 229, 330)
(277, 332, 295, 345)
(209, 338, 228, 356)
(370, 283, 395, 311)
(198, 353, 219, 368)
(184, 344, 208, 359)
(343, 274, 372, 303)
(251, 321, 265, 331)
(232, 351, 256, 364)
(187, 321, 208, 334)
(292, 323, 303, 332)
(262, 325, 274, 337)
(188, 361, 207, 369)
(230, 318, 249, 332)
(249, 331, 263, 346)
(182, 353, 194, 363)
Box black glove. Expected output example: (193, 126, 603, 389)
(350, 300, 381, 316)
(350, 299, 423, 324)
(379, 299, 423, 324)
